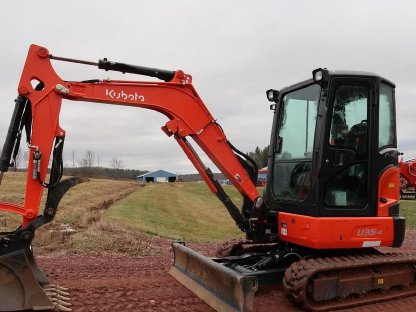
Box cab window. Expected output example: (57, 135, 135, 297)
(378, 84, 395, 149)
(272, 84, 320, 202)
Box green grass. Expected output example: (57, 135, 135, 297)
(103, 182, 243, 242)
(400, 200, 416, 229)
(104, 184, 416, 242)
(2, 172, 416, 253)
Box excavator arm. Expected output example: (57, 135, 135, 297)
(0, 44, 267, 312)
(0, 44, 263, 231)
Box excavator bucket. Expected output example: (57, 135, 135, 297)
(170, 242, 258, 312)
(0, 245, 73, 312)
(0, 249, 58, 311)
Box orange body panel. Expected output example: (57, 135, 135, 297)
(377, 166, 400, 217)
(278, 212, 395, 249)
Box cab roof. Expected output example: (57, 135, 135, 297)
(278, 69, 395, 95)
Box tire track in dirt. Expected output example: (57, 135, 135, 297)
(343, 296, 416, 311)
(38, 253, 214, 312)
(37, 237, 416, 312)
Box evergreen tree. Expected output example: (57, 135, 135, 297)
(248, 145, 269, 168)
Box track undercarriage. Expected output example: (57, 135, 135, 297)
(171, 240, 416, 312)
(284, 252, 416, 311)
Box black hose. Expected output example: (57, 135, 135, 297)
(0, 96, 29, 172)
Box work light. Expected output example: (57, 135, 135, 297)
(266, 89, 278, 102)
(312, 68, 328, 83)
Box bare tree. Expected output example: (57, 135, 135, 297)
(110, 157, 123, 179)
(85, 150, 95, 168)
(77, 150, 95, 168)
(12, 150, 23, 171)
(77, 150, 95, 176)
(110, 157, 122, 170)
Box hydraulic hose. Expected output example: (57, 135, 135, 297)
(0, 96, 28, 173)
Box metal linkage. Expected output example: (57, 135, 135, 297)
(50, 54, 175, 81)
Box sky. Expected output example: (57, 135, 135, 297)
(0, 0, 415, 174)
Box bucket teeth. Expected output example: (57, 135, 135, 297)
(43, 284, 72, 312)
(44, 287, 70, 296)
(45, 292, 70, 302)
(54, 305, 72, 312)
(49, 284, 69, 291)
(51, 298, 72, 307)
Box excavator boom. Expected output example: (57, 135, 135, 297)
(1, 44, 261, 228)
(0, 44, 264, 311)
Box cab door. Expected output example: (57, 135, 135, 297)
(372, 82, 399, 215)
(318, 78, 375, 216)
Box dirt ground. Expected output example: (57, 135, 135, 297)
(37, 231, 416, 312)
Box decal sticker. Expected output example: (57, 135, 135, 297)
(362, 240, 381, 247)
(106, 89, 145, 102)
(357, 229, 383, 237)
(280, 222, 288, 236)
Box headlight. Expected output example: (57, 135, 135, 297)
(312, 68, 328, 82)
(266, 89, 278, 102)
(314, 70, 323, 81)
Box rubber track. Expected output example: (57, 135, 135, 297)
(283, 252, 416, 311)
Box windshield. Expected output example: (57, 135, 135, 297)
(273, 84, 320, 202)
(276, 84, 320, 160)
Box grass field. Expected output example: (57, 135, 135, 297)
(103, 182, 243, 241)
(105, 184, 416, 240)
(0, 173, 244, 254)
(400, 200, 416, 229)
(1, 172, 415, 254)
(0, 172, 147, 254)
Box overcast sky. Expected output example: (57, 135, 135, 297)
(0, 0, 415, 174)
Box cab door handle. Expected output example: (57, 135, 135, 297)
(334, 151, 343, 165)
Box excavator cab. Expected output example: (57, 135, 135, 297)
(263, 69, 403, 249)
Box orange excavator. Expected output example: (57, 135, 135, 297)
(400, 158, 416, 199)
(1, 45, 415, 312)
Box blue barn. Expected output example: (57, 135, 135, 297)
(136, 170, 177, 183)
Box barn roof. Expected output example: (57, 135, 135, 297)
(137, 170, 177, 178)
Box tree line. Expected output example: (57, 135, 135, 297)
(0, 148, 147, 180)
(0, 145, 270, 180)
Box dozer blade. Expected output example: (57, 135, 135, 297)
(0, 249, 54, 311)
(170, 242, 258, 312)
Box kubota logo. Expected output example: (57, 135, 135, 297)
(356, 229, 383, 237)
(105, 89, 145, 102)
